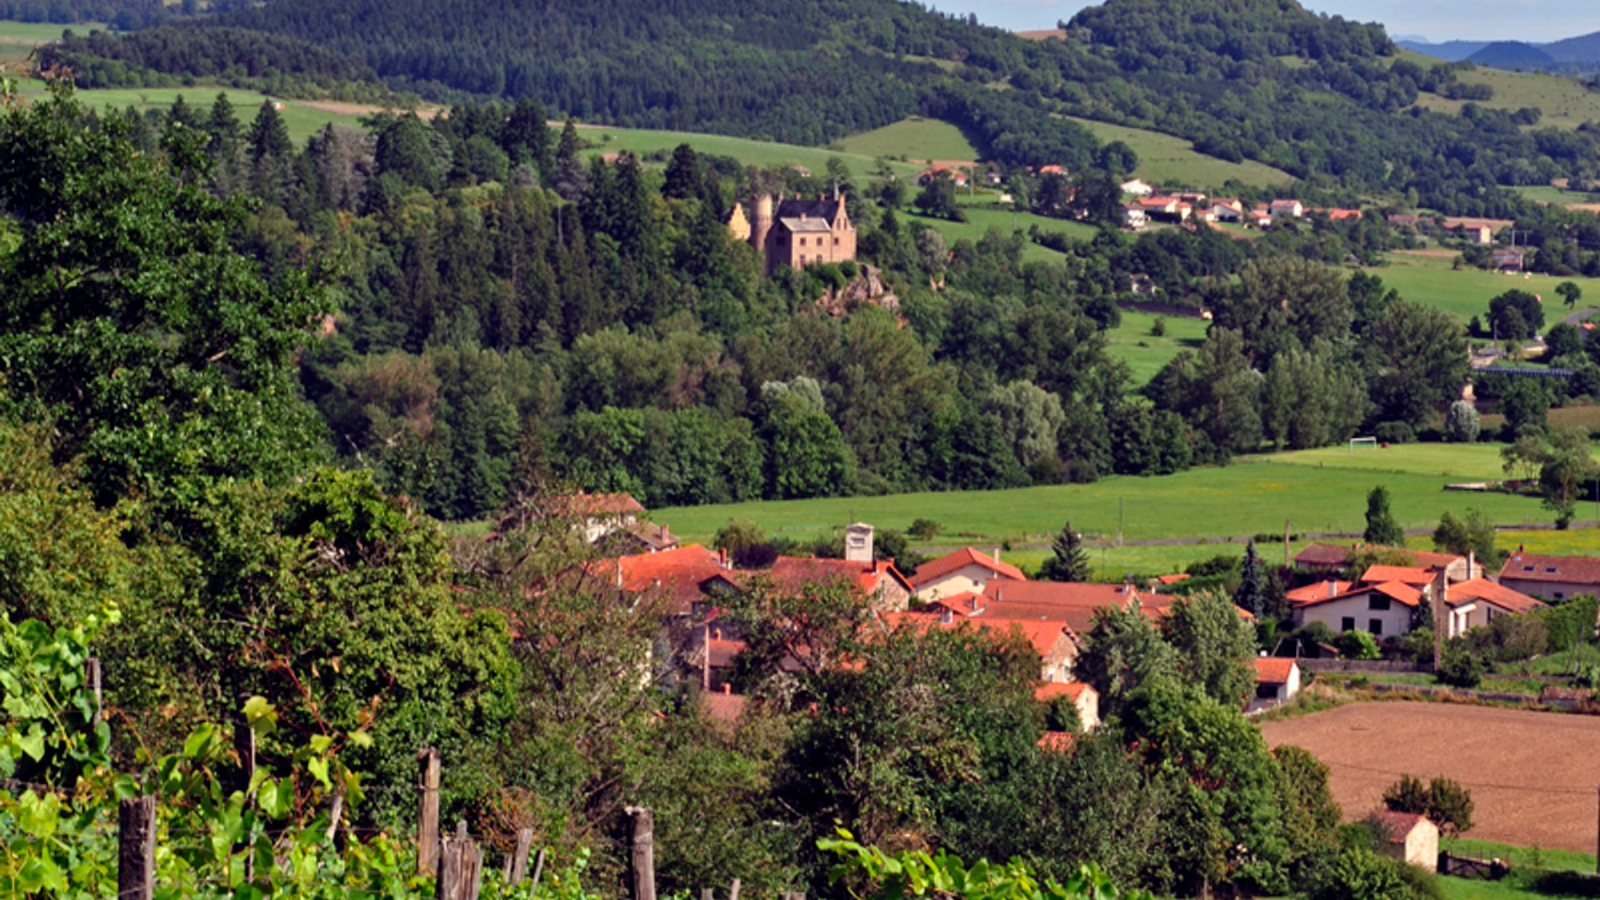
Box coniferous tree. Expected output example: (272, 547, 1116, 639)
(1234, 541, 1267, 619)
(1039, 520, 1091, 582)
(663, 143, 702, 201)
(1363, 485, 1405, 547)
(247, 100, 292, 161)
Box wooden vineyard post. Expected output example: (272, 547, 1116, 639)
(439, 835, 465, 900)
(118, 796, 155, 900)
(626, 806, 656, 900)
(417, 748, 441, 876)
(529, 847, 548, 894)
(85, 658, 102, 728)
(728, 878, 741, 900)
(506, 829, 534, 886)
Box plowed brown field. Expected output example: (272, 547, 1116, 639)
(1260, 701, 1600, 852)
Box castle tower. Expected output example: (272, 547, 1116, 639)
(751, 193, 774, 257)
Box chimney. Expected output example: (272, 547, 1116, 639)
(993, 547, 1002, 563)
(1468, 550, 1476, 581)
(722, 683, 731, 695)
(1327, 580, 1336, 598)
(845, 523, 874, 565)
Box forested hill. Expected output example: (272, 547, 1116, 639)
(45, 0, 1600, 207)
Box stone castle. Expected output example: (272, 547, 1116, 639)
(728, 191, 856, 275)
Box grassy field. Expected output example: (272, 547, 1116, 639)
(1062, 115, 1295, 190)
(14, 80, 372, 143)
(1256, 442, 1600, 482)
(1405, 55, 1600, 131)
(654, 452, 1554, 549)
(1367, 251, 1600, 327)
(1104, 309, 1209, 385)
(0, 19, 103, 64)
(897, 191, 1098, 263)
(834, 116, 980, 163)
(1514, 184, 1600, 207)
(580, 125, 923, 180)
(1438, 838, 1598, 900)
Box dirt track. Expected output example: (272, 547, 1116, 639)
(1260, 701, 1600, 852)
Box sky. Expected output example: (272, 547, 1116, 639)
(961, 0, 1600, 43)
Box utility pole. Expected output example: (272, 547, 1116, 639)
(1284, 519, 1291, 569)
(1118, 496, 1125, 546)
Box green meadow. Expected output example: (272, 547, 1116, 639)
(1367, 251, 1600, 328)
(655, 450, 1554, 550)
(834, 116, 980, 163)
(15, 80, 371, 143)
(899, 191, 1098, 263)
(1063, 115, 1295, 190)
(1104, 309, 1209, 386)
(1404, 54, 1600, 132)
(580, 125, 924, 180)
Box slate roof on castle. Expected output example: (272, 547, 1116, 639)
(775, 198, 847, 230)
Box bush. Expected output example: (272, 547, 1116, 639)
(1150, 316, 1166, 337)
(1446, 401, 1481, 444)
(1374, 421, 1416, 445)
(1303, 848, 1425, 900)
(1296, 621, 1337, 654)
(1337, 630, 1382, 660)
(906, 518, 942, 541)
(1436, 641, 1485, 688)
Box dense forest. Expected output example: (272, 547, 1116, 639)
(28, 0, 1600, 216)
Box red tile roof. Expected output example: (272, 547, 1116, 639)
(884, 611, 1071, 657)
(1037, 731, 1076, 753)
(767, 557, 912, 597)
(1034, 681, 1093, 702)
(1361, 565, 1437, 587)
(700, 689, 747, 724)
(1285, 580, 1353, 603)
(591, 544, 726, 613)
(552, 492, 645, 516)
(1372, 810, 1433, 843)
(910, 548, 1026, 588)
(1253, 657, 1298, 686)
(1156, 574, 1192, 586)
(1445, 578, 1545, 614)
(1292, 581, 1421, 609)
(1498, 552, 1600, 586)
(978, 581, 1175, 632)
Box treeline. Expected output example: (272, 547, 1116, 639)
(38, 25, 388, 100)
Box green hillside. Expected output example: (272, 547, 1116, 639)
(1064, 116, 1295, 189)
(835, 116, 981, 163)
(11, 78, 370, 143)
(579, 124, 925, 180)
(1368, 251, 1600, 327)
(1406, 53, 1600, 130)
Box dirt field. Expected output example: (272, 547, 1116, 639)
(1260, 701, 1600, 852)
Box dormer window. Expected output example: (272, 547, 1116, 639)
(1546, 567, 1558, 573)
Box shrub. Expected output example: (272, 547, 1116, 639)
(1296, 621, 1337, 655)
(1151, 316, 1167, 337)
(906, 518, 943, 541)
(1337, 630, 1382, 660)
(1436, 641, 1485, 688)
(732, 542, 779, 569)
(1446, 401, 1481, 444)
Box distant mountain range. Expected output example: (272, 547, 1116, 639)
(1400, 31, 1600, 72)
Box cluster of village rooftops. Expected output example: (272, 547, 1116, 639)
(543, 492, 1581, 747)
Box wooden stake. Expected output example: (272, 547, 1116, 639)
(118, 795, 155, 900)
(529, 847, 548, 895)
(464, 840, 484, 900)
(417, 748, 441, 876)
(728, 878, 741, 900)
(326, 793, 344, 848)
(508, 829, 534, 885)
(626, 806, 656, 900)
(85, 658, 102, 728)
(439, 836, 466, 900)
(702, 889, 713, 900)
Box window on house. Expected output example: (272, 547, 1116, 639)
(1255, 684, 1278, 700)
(1369, 596, 1391, 611)
(1369, 619, 1384, 636)
(799, 237, 806, 247)
(1546, 567, 1558, 573)
(1523, 566, 1535, 572)
(834, 237, 840, 246)
(1341, 616, 1355, 632)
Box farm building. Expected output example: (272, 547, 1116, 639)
(1497, 550, 1600, 601)
(1250, 657, 1301, 711)
(909, 547, 1026, 601)
(1035, 681, 1100, 731)
(1372, 811, 1439, 872)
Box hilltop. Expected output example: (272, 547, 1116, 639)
(37, 0, 1596, 209)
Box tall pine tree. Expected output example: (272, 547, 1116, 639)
(1363, 485, 1405, 547)
(1234, 540, 1268, 619)
(1039, 520, 1091, 582)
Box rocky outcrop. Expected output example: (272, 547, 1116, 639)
(817, 265, 900, 320)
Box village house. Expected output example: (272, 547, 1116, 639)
(1291, 543, 1481, 580)
(1497, 550, 1600, 601)
(1372, 811, 1439, 872)
(1210, 199, 1245, 222)
(1035, 681, 1100, 731)
(1250, 656, 1301, 711)
(1289, 549, 1538, 639)
(1492, 247, 1526, 272)
(1451, 221, 1495, 244)
(1269, 198, 1304, 221)
(1249, 206, 1274, 227)
(537, 492, 649, 544)
(729, 191, 857, 275)
(1313, 207, 1363, 221)
(917, 165, 968, 188)
(1140, 196, 1191, 223)
(892, 609, 1079, 682)
(1122, 204, 1148, 230)
(910, 547, 1026, 602)
(1120, 178, 1154, 196)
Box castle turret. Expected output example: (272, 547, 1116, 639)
(751, 193, 774, 256)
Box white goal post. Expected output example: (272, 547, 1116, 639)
(1349, 436, 1378, 451)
